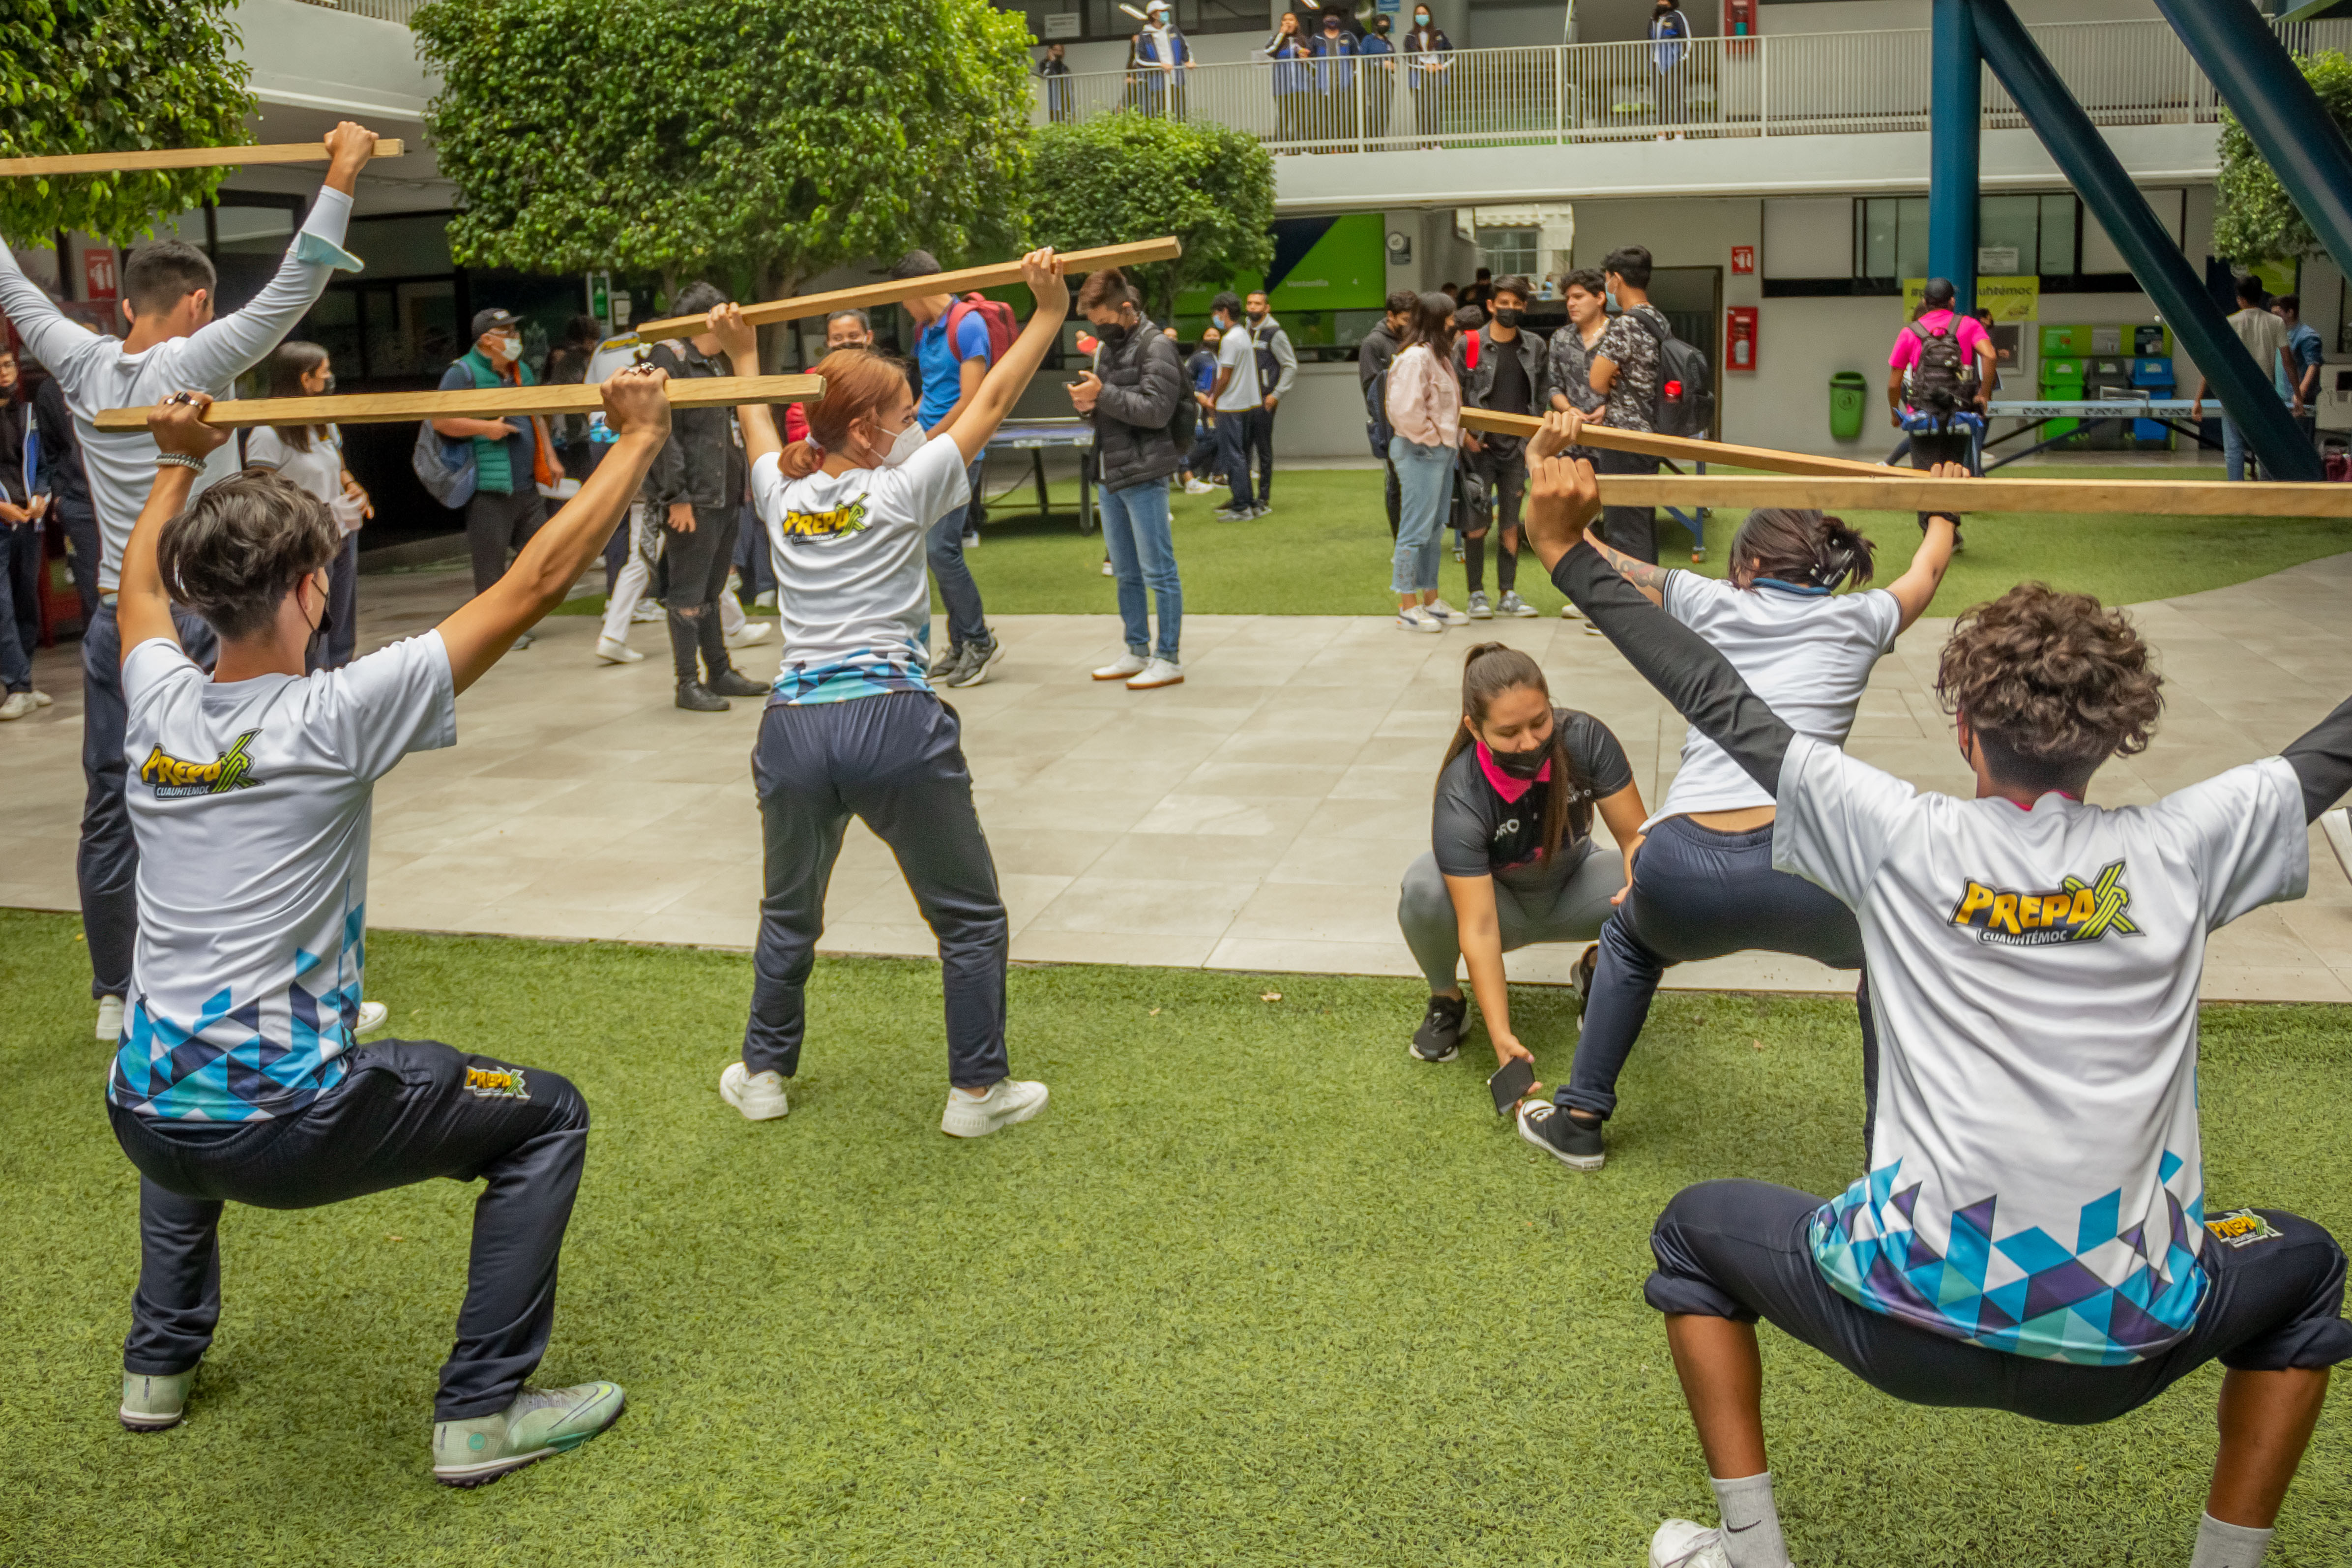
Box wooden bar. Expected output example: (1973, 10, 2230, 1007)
(91, 374, 824, 432)
(633, 237, 1184, 338)
(0, 139, 405, 178)
(1588, 473, 2352, 519)
(1461, 407, 1893, 479)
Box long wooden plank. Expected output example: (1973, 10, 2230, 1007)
(91, 374, 823, 432)
(1586, 473, 2352, 519)
(633, 237, 1184, 338)
(1461, 407, 1892, 479)
(0, 139, 405, 178)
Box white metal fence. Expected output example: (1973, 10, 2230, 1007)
(288, 0, 428, 23)
(1034, 17, 2352, 153)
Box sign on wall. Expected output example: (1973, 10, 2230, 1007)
(1904, 274, 2038, 324)
(83, 248, 118, 301)
(1730, 245, 1754, 275)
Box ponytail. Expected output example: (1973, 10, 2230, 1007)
(1439, 641, 1594, 858)
(1729, 507, 1877, 592)
(780, 347, 915, 479)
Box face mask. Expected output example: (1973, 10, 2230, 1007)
(1415, 12, 1429, 25)
(1095, 319, 1132, 345)
(1246, 307, 1266, 324)
(1491, 740, 1550, 780)
(494, 335, 522, 362)
(873, 417, 926, 469)
(1493, 308, 1522, 328)
(319, 372, 337, 394)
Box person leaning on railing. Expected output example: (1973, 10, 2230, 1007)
(1260, 11, 1314, 148)
(1359, 14, 1399, 146)
(1308, 12, 1359, 150)
(1403, 5, 1453, 146)
(1036, 41, 1073, 123)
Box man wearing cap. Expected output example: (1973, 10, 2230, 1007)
(434, 310, 562, 642)
(1132, 0, 1190, 118)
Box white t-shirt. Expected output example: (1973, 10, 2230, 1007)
(751, 434, 969, 703)
(1652, 574, 1902, 828)
(108, 631, 457, 1122)
(1774, 736, 2309, 1363)
(245, 424, 360, 533)
(1214, 327, 1258, 413)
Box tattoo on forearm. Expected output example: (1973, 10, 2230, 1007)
(1594, 538, 1670, 593)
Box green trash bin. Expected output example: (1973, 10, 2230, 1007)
(1829, 371, 1870, 442)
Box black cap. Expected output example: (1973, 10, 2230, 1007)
(471, 307, 519, 338)
(1922, 277, 1957, 307)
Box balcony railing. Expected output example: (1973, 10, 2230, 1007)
(1032, 17, 2352, 153)
(287, 0, 427, 22)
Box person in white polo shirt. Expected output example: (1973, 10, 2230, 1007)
(106, 365, 674, 1486)
(1523, 434, 2352, 1568)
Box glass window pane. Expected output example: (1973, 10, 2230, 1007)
(1895, 196, 1930, 282)
(2040, 193, 2078, 276)
(298, 287, 362, 381)
(1976, 194, 2038, 276)
(1861, 198, 1897, 278)
(210, 204, 300, 314)
(345, 213, 454, 278)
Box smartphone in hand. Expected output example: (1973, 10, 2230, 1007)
(1488, 1056, 1535, 1117)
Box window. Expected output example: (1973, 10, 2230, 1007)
(1477, 227, 1539, 282)
(1849, 192, 2097, 288)
(1854, 196, 1929, 283)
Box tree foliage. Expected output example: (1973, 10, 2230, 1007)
(412, 0, 1033, 316)
(2213, 47, 2352, 264)
(1029, 113, 1276, 321)
(0, 0, 255, 244)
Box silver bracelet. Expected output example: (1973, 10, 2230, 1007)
(155, 454, 205, 472)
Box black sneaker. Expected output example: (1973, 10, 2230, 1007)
(675, 681, 730, 712)
(1410, 994, 1468, 1063)
(1517, 1100, 1606, 1171)
(1570, 943, 1598, 1006)
(709, 666, 767, 698)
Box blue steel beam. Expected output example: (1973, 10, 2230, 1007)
(1969, 0, 2319, 480)
(2152, 0, 2352, 282)
(1928, 0, 1980, 310)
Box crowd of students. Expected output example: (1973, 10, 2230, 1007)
(7, 137, 2351, 1568)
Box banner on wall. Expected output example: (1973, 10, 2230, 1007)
(1904, 275, 2038, 324)
(1174, 213, 1387, 342)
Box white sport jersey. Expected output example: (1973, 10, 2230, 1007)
(1773, 735, 2308, 1363)
(751, 433, 969, 704)
(0, 186, 355, 589)
(109, 631, 456, 1122)
(1652, 573, 1901, 828)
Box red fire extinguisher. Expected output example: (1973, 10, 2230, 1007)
(1727, 306, 1758, 372)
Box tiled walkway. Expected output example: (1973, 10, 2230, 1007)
(5, 552, 2351, 1000)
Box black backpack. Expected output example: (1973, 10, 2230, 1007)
(1633, 310, 1715, 438)
(1364, 362, 1393, 457)
(1904, 319, 1977, 413)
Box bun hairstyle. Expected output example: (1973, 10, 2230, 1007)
(1439, 641, 1595, 860)
(1076, 266, 1140, 314)
(778, 348, 918, 480)
(1729, 507, 1875, 592)
(157, 471, 340, 642)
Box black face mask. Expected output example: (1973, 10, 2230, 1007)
(1246, 308, 1266, 324)
(306, 586, 335, 672)
(1491, 740, 1550, 780)
(1492, 307, 1522, 328)
(1095, 319, 1132, 345)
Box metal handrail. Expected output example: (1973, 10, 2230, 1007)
(285, 0, 428, 23)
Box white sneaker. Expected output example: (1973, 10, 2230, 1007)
(595, 637, 644, 665)
(724, 621, 772, 650)
(630, 601, 664, 624)
(96, 995, 123, 1042)
(963, 531, 981, 548)
(1396, 606, 1443, 633)
(0, 691, 34, 720)
(1466, 590, 1493, 619)
(1126, 656, 1183, 690)
(1559, 601, 1586, 621)
(1648, 1520, 1731, 1568)
(1499, 591, 1539, 618)
(1093, 653, 1148, 681)
(719, 1061, 789, 1121)
(1183, 477, 1215, 495)
(30, 689, 52, 707)
(1100, 559, 1116, 576)
(941, 1078, 1049, 1138)
(753, 590, 777, 610)
(355, 1000, 389, 1036)
(1425, 598, 1469, 627)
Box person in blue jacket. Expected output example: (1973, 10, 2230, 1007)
(1359, 13, 1399, 146)
(1403, 5, 1453, 146)
(1132, 0, 1190, 119)
(1649, 0, 1693, 137)
(1308, 11, 1357, 148)
(1263, 11, 1313, 148)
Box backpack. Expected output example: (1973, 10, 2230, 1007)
(1365, 366, 1393, 458)
(1904, 318, 1977, 414)
(411, 418, 477, 509)
(941, 294, 1019, 369)
(1632, 310, 1715, 438)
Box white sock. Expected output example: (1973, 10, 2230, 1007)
(1708, 1472, 1791, 1568)
(2189, 1513, 2273, 1568)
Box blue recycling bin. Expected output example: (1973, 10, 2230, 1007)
(2131, 357, 2174, 446)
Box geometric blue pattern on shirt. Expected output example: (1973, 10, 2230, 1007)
(1807, 1155, 2210, 1365)
(768, 634, 934, 707)
(106, 902, 363, 1122)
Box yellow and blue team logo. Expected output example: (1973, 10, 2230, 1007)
(1947, 858, 2140, 947)
(776, 500, 870, 541)
(463, 1065, 531, 1101)
(140, 730, 264, 799)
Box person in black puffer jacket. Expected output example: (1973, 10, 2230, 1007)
(1067, 266, 1187, 690)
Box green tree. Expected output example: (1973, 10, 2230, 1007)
(2213, 47, 2352, 264)
(1029, 113, 1276, 322)
(412, 0, 1033, 356)
(0, 0, 256, 243)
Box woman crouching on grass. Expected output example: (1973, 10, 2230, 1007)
(701, 251, 1067, 1139)
(1398, 641, 1648, 1073)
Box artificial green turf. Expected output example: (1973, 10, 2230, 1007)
(553, 464, 2352, 625)
(4, 906, 2349, 1565)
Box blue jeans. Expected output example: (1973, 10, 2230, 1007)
(926, 457, 988, 648)
(1391, 437, 1454, 594)
(0, 521, 39, 690)
(1099, 477, 1181, 661)
(2223, 415, 2250, 482)
(1216, 412, 1253, 510)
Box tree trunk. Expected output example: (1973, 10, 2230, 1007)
(759, 261, 800, 373)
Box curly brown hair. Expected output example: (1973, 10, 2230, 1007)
(1934, 583, 2164, 792)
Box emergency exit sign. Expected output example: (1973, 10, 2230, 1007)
(1730, 245, 1755, 275)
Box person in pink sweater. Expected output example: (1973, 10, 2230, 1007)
(1384, 291, 1468, 632)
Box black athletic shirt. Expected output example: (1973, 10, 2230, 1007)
(1490, 339, 1531, 416)
(1432, 707, 1633, 883)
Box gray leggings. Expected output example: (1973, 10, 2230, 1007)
(1397, 846, 1624, 993)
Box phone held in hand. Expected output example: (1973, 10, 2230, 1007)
(1488, 1056, 1534, 1117)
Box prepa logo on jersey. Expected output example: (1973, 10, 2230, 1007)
(1946, 858, 2140, 947)
(777, 501, 870, 541)
(139, 731, 264, 799)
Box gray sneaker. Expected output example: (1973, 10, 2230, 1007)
(948, 633, 1004, 688)
(1499, 591, 1539, 618)
(120, 1367, 198, 1432)
(433, 1381, 626, 1487)
(1466, 591, 1493, 620)
(931, 642, 972, 685)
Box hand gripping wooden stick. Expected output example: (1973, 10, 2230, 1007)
(1461, 407, 1893, 479)
(1588, 472, 2352, 520)
(0, 140, 406, 177)
(91, 374, 825, 432)
(633, 238, 1184, 338)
